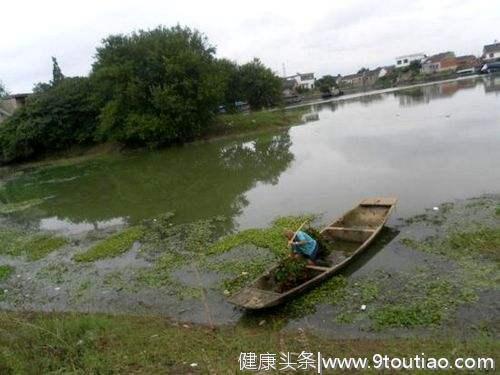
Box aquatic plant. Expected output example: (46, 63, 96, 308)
(0, 265, 14, 282)
(0, 229, 67, 260)
(274, 257, 309, 292)
(74, 226, 144, 262)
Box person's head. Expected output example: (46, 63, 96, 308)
(283, 229, 295, 240)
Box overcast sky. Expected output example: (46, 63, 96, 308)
(1, 0, 499, 93)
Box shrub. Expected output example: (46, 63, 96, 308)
(0, 77, 99, 163)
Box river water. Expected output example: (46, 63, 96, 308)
(1, 75, 499, 234)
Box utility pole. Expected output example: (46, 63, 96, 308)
(282, 63, 286, 78)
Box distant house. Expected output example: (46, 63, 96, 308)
(483, 42, 500, 62)
(421, 52, 457, 74)
(395, 53, 427, 68)
(1, 93, 30, 114)
(285, 73, 315, 90)
(455, 55, 480, 74)
(339, 68, 388, 88)
(338, 72, 364, 88)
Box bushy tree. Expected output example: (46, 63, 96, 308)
(315, 75, 338, 93)
(238, 58, 282, 110)
(0, 77, 99, 163)
(51, 57, 65, 86)
(214, 58, 242, 111)
(409, 60, 422, 73)
(32, 57, 65, 94)
(91, 25, 222, 146)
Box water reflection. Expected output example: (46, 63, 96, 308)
(483, 75, 500, 94)
(0, 132, 294, 232)
(394, 76, 498, 106)
(39, 216, 126, 235)
(237, 76, 500, 227)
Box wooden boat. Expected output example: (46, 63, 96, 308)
(227, 197, 397, 310)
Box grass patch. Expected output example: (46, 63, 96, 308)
(402, 227, 500, 265)
(0, 312, 496, 373)
(496, 206, 500, 216)
(447, 227, 500, 262)
(0, 265, 14, 282)
(369, 279, 468, 329)
(37, 263, 70, 284)
(0, 228, 67, 260)
(74, 226, 144, 262)
(212, 109, 305, 137)
(25, 235, 68, 261)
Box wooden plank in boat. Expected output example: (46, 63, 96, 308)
(306, 265, 330, 272)
(228, 287, 281, 308)
(360, 197, 398, 206)
(327, 226, 375, 232)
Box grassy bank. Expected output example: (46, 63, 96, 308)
(210, 109, 305, 138)
(0, 312, 497, 373)
(1, 110, 304, 170)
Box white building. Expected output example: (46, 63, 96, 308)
(483, 42, 500, 62)
(395, 53, 427, 68)
(286, 73, 315, 90)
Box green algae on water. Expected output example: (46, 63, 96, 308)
(74, 226, 144, 262)
(0, 228, 67, 260)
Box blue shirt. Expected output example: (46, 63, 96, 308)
(292, 231, 317, 257)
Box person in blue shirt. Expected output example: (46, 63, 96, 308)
(283, 229, 319, 265)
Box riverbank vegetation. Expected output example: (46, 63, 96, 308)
(211, 109, 305, 137)
(0, 311, 497, 373)
(0, 26, 286, 164)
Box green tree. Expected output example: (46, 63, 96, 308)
(32, 58, 65, 94)
(214, 58, 242, 111)
(51, 57, 65, 85)
(315, 75, 338, 93)
(238, 58, 282, 109)
(0, 77, 99, 163)
(409, 60, 422, 73)
(91, 25, 222, 146)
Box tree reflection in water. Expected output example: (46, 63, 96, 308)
(0, 131, 294, 234)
